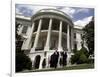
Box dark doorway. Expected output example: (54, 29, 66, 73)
(34, 55, 41, 69)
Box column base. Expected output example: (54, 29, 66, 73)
(30, 48, 35, 53)
(67, 52, 72, 65)
(44, 46, 49, 51)
(28, 53, 35, 68)
(39, 57, 44, 69)
(58, 47, 63, 52)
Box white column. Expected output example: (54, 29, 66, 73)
(57, 21, 63, 68)
(71, 28, 74, 50)
(30, 19, 42, 53)
(44, 18, 52, 51)
(67, 24, 71, 65)
(58, 21, 63, 51)
(39, 57, 44, 69)
(44, 18, 52, 68)
(22, 23, 35, 50)
(29, 54, 35, 67)
(67, 24, 70, 52)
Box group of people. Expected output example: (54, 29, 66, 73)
(50, 50, 67, 68)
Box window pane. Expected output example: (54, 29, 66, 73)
(22, 26, 28, 34)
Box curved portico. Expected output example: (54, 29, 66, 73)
(21, 9, 74, 69)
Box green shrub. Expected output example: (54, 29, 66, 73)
(77, 53, 88, 64)
(71, 47, 89, 64)
(71, 52, 79, 64)
(79, 47, 89, 58)
(72, 49, 77, 53)
(87, 59, 94, 64)
(16, 52, 32, 72)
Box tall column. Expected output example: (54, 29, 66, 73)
(44, 18, 52, 51)
(67, 24, 70, 52)
(39, 56, 44, 69)
(44, 18, 52, 68)
(22, 23, 35, 50)
(58, 21, 63, 51)
(30, 19, 42, 53)
(67, 24, 71, 65)
(71, 28, 74, 50)
(57, 21, 63, 68)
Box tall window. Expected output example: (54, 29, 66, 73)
(22, 26, 28, 34)
(74, 33, 76, 39)
(74, 43, 77, 50)
(81, 34, 83, 39)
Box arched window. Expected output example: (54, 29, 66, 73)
(34, 55, 41, 69)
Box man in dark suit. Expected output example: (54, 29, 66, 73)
(50, 53, 55, 68)
(54, 50, 59, 68)
(62, 51, 67, 66)
(50, 50, 59, 68)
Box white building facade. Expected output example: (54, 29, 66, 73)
(16, 9, 83, 69)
